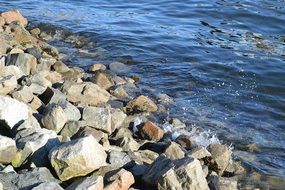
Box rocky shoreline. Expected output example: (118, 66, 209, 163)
(0, 10, 246, 190)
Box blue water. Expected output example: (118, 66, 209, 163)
(1, 0, 285, 184)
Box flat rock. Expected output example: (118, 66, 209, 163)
(66, 175, 103, 190)
(49, 135, 107, 181)
(138, 121, 164, 141)
(0, 95, 29, 130)
(126, 95, 158, 114)
(0, 135, 17, 164)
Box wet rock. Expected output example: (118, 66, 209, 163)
(89, 63, 106, 72)
(206, 144, 231, 175)
(157, 93, 174, 105)
(111, 108, 127, 133)
(13, 128, 60, 167)
(43, 45, 59, 58)
(0, 95, 29, 130)
(41, 105, 67, 134)
(138, 121, 164, 141)
(90, 70, 115, 90)
(109, 61, 130, 75)
(0, 167, 60, 190)
(0, 75, 17, 95)
(107, 150, 132, 168)
(52, 61, 70, 73)
(5, 53, 37, 75)
(31, 182, 63, 190)
(49, 135, 107, 181)
(11, 86, 33, 103)
(104, 168, 135, 190)
(25, 46, 42, 60)
(1, 10, 28, 27)
(66, 175, 104, 190)
(116, 136, 140, 151)
(82, 106, 112, 134)
(126, 95, 158, 114)
(188, 147, 211, 159)
(175, 134, 196, 150)
(62, 81, 110, 106)
(164, 142, 185, 160)
(30, 28, 41, 36)
(0, 135, 17, 164)
(0, 65, 25, 79)
(109, 83, 140, 99)
(143, 154, 209, 190)
(218, 177, 238, 190)
(169, 118, 186, 130)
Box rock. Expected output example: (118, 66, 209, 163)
(59, 121, 83, 138)
(169, 118, 186, 130)
(0, 75, 17, 95)
(0, 167, 60, 190)
(52, 99, 81, 121)
(0, 39, 9, 55)
(175, 135, 196, 150)
(0, 16, 4, 27)
(164, 142, 185, 160)
(109, 83, 140, 99)
(49, 135, 107, 181)
(1, 10, 28, 27)
(74, 126, 106, 141)
(61, 67, 84, 81)
(5, 53, 37, 75)
(111, 127, 133, 141)
(62, 81, 110, 106)
(116, 137, 140, 152)
(107, 150, 132, 168)
(41, 105, 67, 134)
(53, 61, 70, 73)
(128, 150, 159, 165)
(109, 62, 130, 75)
(138, 121, 164, 141)
(66, 176, 104, 190)
(111, 108, 127, 133)
(143, 154, 209, 190)
(0, 65, 25, 80)
(0, 135, 17, 164)
(188, 147, 211, 159)
(38, 87, 66, 105)
(206, 144, 231, 175)
(104, 169, 135, 190)
(22, 73, 52, 95)
(29, 95, 45, 112)
(82, 106, 112, 134)
(11, 86, 33, 103)
(157, 93, 174, 105)
(218, 177, 238, 190)
(1, 165, 16, 173)
(13, 128, 60, 167)
(15, 115, 41, 132)
(31, 182, 64, 190)
(89, 63, 106, 72)
(30, 28, 41, 36)
(0, 96, 29, 130)
(25, 47, 42, 60)
(90, 70, 115, 90)
(126, 95, 158, 114)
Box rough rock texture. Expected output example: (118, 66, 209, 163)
(143, 154, 209, 190)
(0, 65, 25, 80)
(116, 136, 140, 152)
(0, 135, 17, 164)
(126, 95, 158, 113)
(0, 75, 17, 95)
(188, 147, 211, 159)
(1, 10, 28, 26)
(49, 135, 107, 181)
(66, 176, 104, 190)
(175, 135, 195, 150)
(139, 121, 164, 141)
(110, 108, 127, 133)
(31, 182, 64, 190)
(104, 169, 135, 190)
(0, 95, 29, 130)
(51, 99, 81, 121)
(107, 150, 132, 168)
(11, 86, 34, 103)
(164, 142, 185, 160)
(90, 70, 115, 90)
(5, 53, 37, 75)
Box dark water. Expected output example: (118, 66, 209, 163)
(1, 0, 285, 187)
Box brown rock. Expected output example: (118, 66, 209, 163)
(188, 147, 211, 159)
(126, 95, 158, 113)
(90, 70, 115, 90)
(164, 142, 185, 160)
(89, 63, 106, 72)
(1, 10, 28, 27)
(0, 16, 4, 27)
(139, 121, 164, 141)
(104, 169, 135, 190)
(175, 135, 196, 150)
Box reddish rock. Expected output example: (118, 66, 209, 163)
(1, 10, 28, 27)
(139, 121, 164, 141)
(126, 95, 158, 113)
(104, 169, 135, 190)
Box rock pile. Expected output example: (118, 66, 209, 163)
(0, 10, 244, 190)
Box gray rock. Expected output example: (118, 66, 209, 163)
(218, 177, 238, 190)
(38, 87, 66, 105)
(116, 136, 140, 152)
(109, 61, 130, 75)
(66, 176, 103, 190)
(49, 135, 107, 181)
(109, 83, 140, 99)
(82, 106, 112, 134)
(0, 135, 17, 164)
(1, 165, 16, 173)
(24, 73, 52, 95)
(49, 99, 81, 121)
(128, 150, 159, 165)
(104, 168, 135, 190)
(107, 150, 132, 168)
(169, 118, 186, 130)
(52, 61, 70, 73)
(90, 70, 115, 90)
(31, 182, 63, 190)
(74, 126, 107, 142)
(0, 95, 29, 130)
(0, 75, 17, 95)
(0, 167, 60, 190)
(59, 121, 84, 138)
(110, 108, 127, 133)
(5, 53, 37, 75)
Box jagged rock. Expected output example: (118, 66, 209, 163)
(66, 176, 103, 190)
(0, 135, 17, 164)
(0, 96, 29, 130)
(38, 87, 66, 105)
(143, 154, 209, 190)
(218, 177, 238, 190)
(53, 61, 70, 73)
(82, 106, 112, 134)
(126, 95, 158, 113)
(109, 83, 140, 99)
(169, 118, 186, 130)
(73, 126, 106, 141)
(175, 135, 196, 150)
(61, 81, 110, 106)
(5, 53, 37, 75)
(1, 10, 28, 27)
(41, 105, 67, 134)
(11, 86, 33, 103)
(164, 142, 185, 160)
(59, 121, 83, 138)
(157, 93, 174, 105)
(15, 116, 41, 132)
(24, 73, 52, 95)
(104, 169, 135, 190)
(90, 70, 115, 89)
(188, 147, 211, 159)
(111, 108, 127, 133)
(29, 95, 45, 112)
(1, 165, 16, 173)
(138, 121, 164, 141)
(89, 63, 106, 72)
(206, 144, 231, 175)
(51, 99, 81, 121)
(0, 167, 60, 190)
(31, 182, 63, 190)
(9, 48, 24, 54)
(13, 128, 60, 167)
(116, 136, 140, 152)
(0, 75, 17, 95)
(128, 150, 159, 165)
(61, 67, 84, 81)
(0, 65, 25, 80)
(25, 46, 42, 60)
(107, 150, 132, 168)
(49, 135, 107, 181)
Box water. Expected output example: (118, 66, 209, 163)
(1, 0, 285, 187)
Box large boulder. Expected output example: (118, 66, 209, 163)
(66, 176, 103, 190)
(5, 53, 37, 75)
(1, 10, 28, 27)
(126, 95, 158, 114)
(0, 135, 17, 164)
(49, 135, 107, 181)
(0, 95, 29, 130)
(0, 75, 17, 95)
(143, 154, 209, 190)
